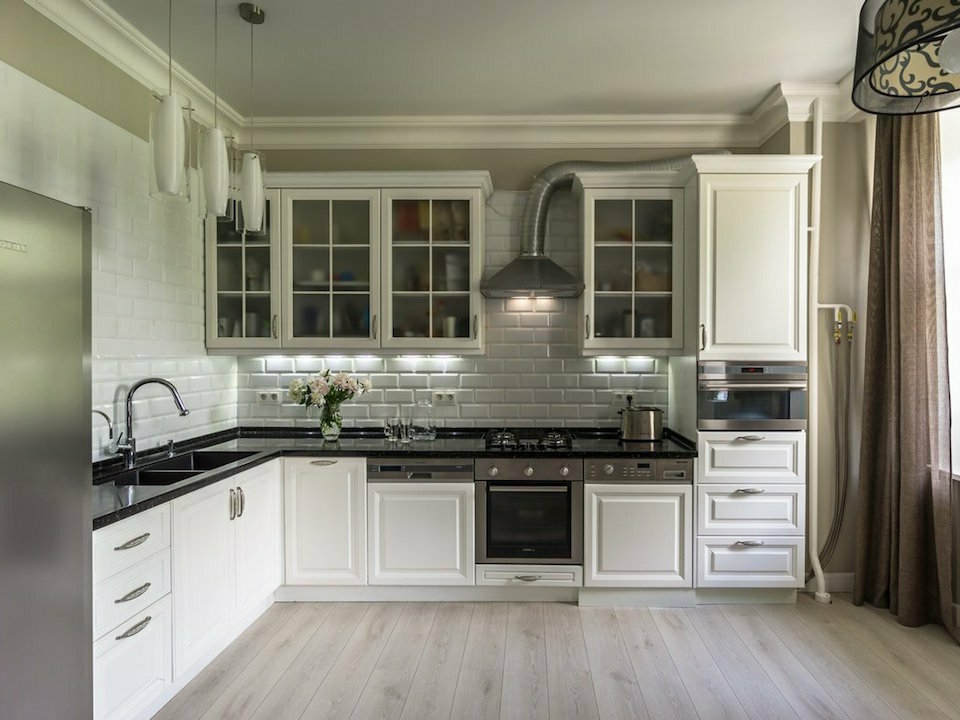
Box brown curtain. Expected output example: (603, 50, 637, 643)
(854, 113, 956, 640)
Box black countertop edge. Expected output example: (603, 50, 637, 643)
(93, 427, 242, 479)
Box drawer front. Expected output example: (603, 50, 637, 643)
(697, 484, 805, 536)
(93, 504, 170, 583)
(698, 432, 806, 484)
(696, 537, 804, 588)
(475, 564, 583, 587)
(93, 549, 171, 640)
(93, 595, 172, 720)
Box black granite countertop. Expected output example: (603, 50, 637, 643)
(92, 426, 696, 529)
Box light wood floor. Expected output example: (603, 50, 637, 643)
(155, 594, 960, 720)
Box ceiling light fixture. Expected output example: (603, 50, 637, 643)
(853, 0, 960, 114)
(239, 2, 266, 233)
(149, 0, 192, 201)
(201, 0, 231, 219)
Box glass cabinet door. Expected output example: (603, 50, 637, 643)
(281, 189, 380, 349)
(205, 189, 281, 349)
(586, 189, 682, 351)
(382, 189, 482, 350)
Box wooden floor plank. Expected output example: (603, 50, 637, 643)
(350, 603, 439, 720)
(399, 603, 474, 720)
(201, 603, 333, 720)
(751, 604, 899, 720)
(298, 602, 405, 720)
(544, 603, 600, 720)
(154, 602, 299, 720)
(580, 607, 650, 720)
(249, 603, 369, 720)
(786, 598, 950, 720)
(449, 602, 508, 720)
(719, 605, 848, 720)
(500, 602, 549, 720)
(651, 608, 748, 720)
(614, 607, 699, 720)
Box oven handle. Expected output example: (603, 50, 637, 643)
(698, 381, 807, 391)
(488, 486, 568, 493)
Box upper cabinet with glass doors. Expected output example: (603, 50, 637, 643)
(205, 189, 282, 350)
(578, 186, 684, 354)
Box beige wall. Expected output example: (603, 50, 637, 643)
(759, 124, 792, 155)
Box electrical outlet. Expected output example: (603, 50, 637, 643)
(612, 393, 626, 406)
(257, 390, 281, 405)
(433, 392, 457, 406)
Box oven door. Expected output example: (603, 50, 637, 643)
(697, 380, 807, 430)
(476, 481, 583, 564)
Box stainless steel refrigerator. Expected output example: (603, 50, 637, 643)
(0, 181, 92, 718)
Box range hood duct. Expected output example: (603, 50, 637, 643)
(481, 156, 695, 299)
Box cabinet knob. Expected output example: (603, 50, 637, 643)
(603, 464, 615, 475)
(488, 466, 499, 477)
(560, 466, 570, 477)
(523, 466, 535, 477)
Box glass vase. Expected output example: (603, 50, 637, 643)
(320, 404, 342, 442)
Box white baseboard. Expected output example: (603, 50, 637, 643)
(695, 588, 797, 605)
(578, 588, 696, 607)
(804, 572, 854, 594)
(276, 585, 579, 603)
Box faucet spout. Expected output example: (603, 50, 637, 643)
(117, 378, 190, 469)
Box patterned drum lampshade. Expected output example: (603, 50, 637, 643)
(853, 0, 960, 114)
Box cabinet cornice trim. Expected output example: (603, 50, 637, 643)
(265, 171, 493, 199)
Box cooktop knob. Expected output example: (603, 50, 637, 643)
(560, 466, 570, 477)
(603, 463, 615, 475)
(488, 466, 499, 477)
(523, 466, 535, 477)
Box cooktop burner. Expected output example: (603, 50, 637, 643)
(483, 428, 573, 451)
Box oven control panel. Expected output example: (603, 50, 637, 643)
(585, 458, 692, 483)
(474, 458, 583, 481)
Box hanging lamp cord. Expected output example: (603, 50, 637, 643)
(167, 0, 173, 94)
(213, 0, 218, 126)
(249, 20, 255, 149)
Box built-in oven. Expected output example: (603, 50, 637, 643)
(475, 459, 583, 565)
(697, 362, 807, 431)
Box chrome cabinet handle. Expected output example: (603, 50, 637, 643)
(473, 314, 479, 339)
(735, 435, 765, 442)
(699, 324, 706, 351)
(734, 488, 766, 495)
(310, 459, 338, 467)
(114, 533, 150, 552)
(114, 582, 151, 604)
(734, 540, 765, 547)
(514, 575, 542, 582)
(372, 314, 378, 340)
(237, 487, 246, 518)
(585, 315, 591, 339)
(229, 488, 237, 521)
(271, 314, 279, 339)
(115, 616, 152, 641)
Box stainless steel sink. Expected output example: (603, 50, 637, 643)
(147, 450, 259, 472)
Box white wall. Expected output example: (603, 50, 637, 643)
(0, 60, 237, 460)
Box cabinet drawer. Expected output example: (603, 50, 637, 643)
(94, 595, 172, 720)
(698, 432, 805, 484)
(93, 505, 170, 583)
(93, 549, 171, 640)
(475, 564, 583, 587)
(696, 537, 804, 588)
(697, 484, 805, 536)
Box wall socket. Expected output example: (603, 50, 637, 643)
(257, 390, 281, 405)
(433, 392, 457, 406)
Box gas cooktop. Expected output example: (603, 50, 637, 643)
(483, 428, 573, 451)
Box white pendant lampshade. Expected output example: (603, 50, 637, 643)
(202, 127, 230, 217)
(240, 151, 264, 232)
(149, 93, 191, 201)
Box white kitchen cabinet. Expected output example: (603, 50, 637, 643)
(697, 484, 805, 536)
(698, 431, 806, 485)
(93, 595, 172, 720)
(692, 156, 817, 362)
(284, 457, 367, 585)
(367, 483, 475, 586)
(584, 484, 692, 588)
(93, 504, 170, 583)
(696, 537, 805, 588)
(233, 461, 283, 622)
(205, 190, 282, 351)
(93, 549, 172, 641)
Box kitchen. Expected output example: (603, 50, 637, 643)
(2, 1, 959, 719)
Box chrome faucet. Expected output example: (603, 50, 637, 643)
(115, 378, 190, 469)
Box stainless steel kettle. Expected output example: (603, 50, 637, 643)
(619, 395, 663, 441)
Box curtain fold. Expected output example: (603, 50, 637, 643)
(854, 113, 956, 640)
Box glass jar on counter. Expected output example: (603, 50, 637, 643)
(410, 399, 436, 441)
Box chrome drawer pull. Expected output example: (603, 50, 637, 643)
(734, 488, 766, 495)
(229, 488, 237, 521)
(114, 533, 150, 552)
(734, 435, 765, 442)
(514, 575, 542, 582)
(114, 582, 151, 604)
(310, 459, 338, 467)
(115, 616, 152, 641)
(734, 540, 766, 547)
(237, 487, 246, 518)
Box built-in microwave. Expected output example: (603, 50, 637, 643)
(697, 362, 807, 431)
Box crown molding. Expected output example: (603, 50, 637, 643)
(751, 74, 862, 146)
(22, 0, 244, 132)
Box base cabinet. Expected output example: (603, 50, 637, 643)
(284, 457, 367, 585)
(368, 483, 475, 586)
(234, 463, 283, 620)
(696, 537, 805, 588)
(584, 484, 692, 588)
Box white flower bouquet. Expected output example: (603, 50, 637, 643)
(289, 370, 372, 441)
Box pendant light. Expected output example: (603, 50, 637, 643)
(149, 0, 192, 201)
(201, 0, 231, 218)
(853, 0, 960, 114)
(239, 3, 266, 234)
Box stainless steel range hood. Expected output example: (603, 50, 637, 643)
(481, 156, 695, 299)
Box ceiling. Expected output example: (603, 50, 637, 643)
(103, 0, 861, 119)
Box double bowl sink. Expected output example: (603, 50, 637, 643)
(111, 450, 259, 487)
